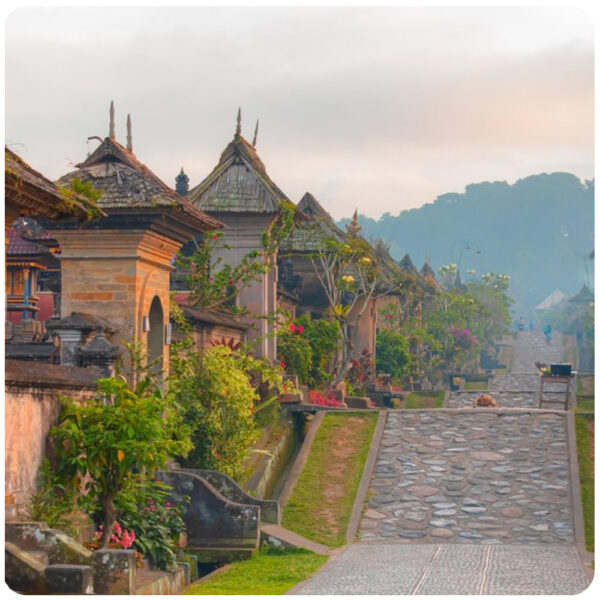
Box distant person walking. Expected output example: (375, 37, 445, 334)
(543, 324, 553, 346)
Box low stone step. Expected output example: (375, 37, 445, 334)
(260, 524, 331, 555)
(46, 564, 94, 594)
(28, 550, 49, 567)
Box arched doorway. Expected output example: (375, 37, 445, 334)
(147, 296, 164, 378)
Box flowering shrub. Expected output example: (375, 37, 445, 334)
(347, 349, 374, 395)
(449, 325, 478, 350)
(92, 521, 136, 549)
(115, 478, 188, 572)
(277, 321, 313, 385)
(307, 390, 343, 407)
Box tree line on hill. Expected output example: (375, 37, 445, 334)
(339, 173, 594, 316)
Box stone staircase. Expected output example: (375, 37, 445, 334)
(5, 521, 189, 594)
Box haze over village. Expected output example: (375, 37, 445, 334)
(3, 6, 596, 596)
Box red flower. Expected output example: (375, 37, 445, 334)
(212, 234, 218, 241)
(275, 436, 280, 441)
(289, 323, 296, 332)
(229, 280, 235, 285)
(297, 325, 304, 334)
(280, 360, 286, 368)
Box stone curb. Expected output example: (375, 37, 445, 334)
(184, 563, 231, 589)
(346, 410, 388, 545)
(566, 410, 595, 583)
(278, 411, 325, 507)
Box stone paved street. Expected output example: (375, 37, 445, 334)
(360, 410, 573, 544)
(297, 543, 589, 594)
(294, 331, 590, 594)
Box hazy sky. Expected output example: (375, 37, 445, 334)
(5, 6, 594, 220)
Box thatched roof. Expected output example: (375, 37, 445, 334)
(420, 261, 436, 279)
(5, 147, 90, 221)
(568, 284, 594, 304)
(57, 137, 222, 231)
(398, 253, 418, 274)
(188, 132, 291, 214)
(281, 192, 346, 253)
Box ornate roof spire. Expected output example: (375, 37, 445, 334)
(126, 114, 132, 151)
(346, 208, 362, 237)
(175, 167, 189, 197)
(252, 119, 259, 147)
(109, 100, 115, 139)
(235, 107, 242, 137)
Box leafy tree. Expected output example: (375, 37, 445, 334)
(297, 315, 341, 387)
(169, 344, 283, 479)
(375, 329, 411, 379)
(338, 173, 594, 315)
(309, 236, 402, 373)
(50, 376, 190, 547)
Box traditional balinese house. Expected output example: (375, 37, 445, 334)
(281, 193, 392, 364)
(187, 111, 293, 362)
(47, 103, 222, 376)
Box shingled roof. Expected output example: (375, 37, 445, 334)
(281, 192, 346, 253)
(188, 122, 291, 214)
(57, 136, 222, 231)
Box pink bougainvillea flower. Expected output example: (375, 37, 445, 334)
(114, 521, 122, 537)
(209, 276, 214, 281)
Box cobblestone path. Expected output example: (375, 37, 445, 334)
(295, 331, 590, 594)
(360, 410, 573, 544)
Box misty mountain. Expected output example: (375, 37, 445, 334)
(339, 173, 594, 316)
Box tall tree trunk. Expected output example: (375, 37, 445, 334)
(100, 494, 117, 548)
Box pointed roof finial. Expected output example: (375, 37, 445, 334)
(252, 119, 259, 147)
(126, 114, 133, 151)
(235, 107, 242, 137)
(109, 100, 115, 140)
(346, 208, 362, 237)
(175, 167, 190, 197)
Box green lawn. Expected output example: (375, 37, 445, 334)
(575, 396, 595, 412)
(463, 380, 488, 391)
(575, 413, 594, 552)
(183, 548, 327, 595)
(404, 391, 444, 409)
(282, 412, 377, 547)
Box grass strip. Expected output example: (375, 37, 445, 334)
(183, 548, 327, 595)
(463, 380, 488, 391)
(575, 414, 594, 552)
(404, 391, 444, 409)
(282, 411, 377, 547)
(575, 396, 595, 412)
